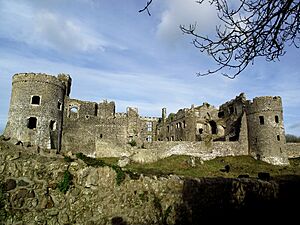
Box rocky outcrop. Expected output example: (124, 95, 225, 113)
(0, 141, 183, 225)
(0, 141, 300, 225)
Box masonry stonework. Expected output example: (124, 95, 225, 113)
(3, 73, 293, 165)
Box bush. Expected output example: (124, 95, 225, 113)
(286, 134, 300, 143)
(0, 182, 8, 221)
(128, 140, 137, 147)
(58, 170, 73, 194)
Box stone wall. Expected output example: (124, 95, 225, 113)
(0, 141, 183, 225)
(285, 143, 300, 158)
(1, 141, 300, 225)
(131, 140, 248, 163)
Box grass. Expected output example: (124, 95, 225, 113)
(123, 155, 300, 179)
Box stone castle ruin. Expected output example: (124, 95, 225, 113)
(3, 73, 295, 165)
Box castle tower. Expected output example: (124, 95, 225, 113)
(162, 108, 167, 123)
(245, 96, 289, 165)
(4, 73, 67, 150)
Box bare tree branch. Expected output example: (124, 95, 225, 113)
(140, 0, 300, 78)
(139, 0, 153, 16)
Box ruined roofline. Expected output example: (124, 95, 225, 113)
(219, 93, 247, 109)
(139, 116, 160, 121)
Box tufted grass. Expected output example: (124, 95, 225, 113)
(122, 155, 300, 179)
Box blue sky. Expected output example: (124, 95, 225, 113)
(0, 0, 299, 136)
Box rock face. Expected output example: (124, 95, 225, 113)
(0, 141, 299, 225)
(0, 142, 183, 225)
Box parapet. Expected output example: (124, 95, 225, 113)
(12, 73, 66, 90)
(246, 96, 283, 114)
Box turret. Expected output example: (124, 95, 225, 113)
(162, 108, 166, 123)
(245, 96, 288, 165)
(4, 73, 67, 151)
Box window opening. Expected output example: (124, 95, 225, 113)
(49, 120, 56, 131)
(275, 115, 279, 123)
(100, 134, 103, 138)
(147, 121, 152, 132)
(259, 116, 264, 125)
(277, 135, 280, 141)
(57, 101, 62, 110)
(199, 128, 203, 134)
(218, 111, 224, 118)
(70, 106, 78, 113)
(27, 117, 37, 129)
(209, 121, 217, 134)
(229, 106, 234, 114)
(147, 135, 152, 142)
(183, 121, 186, 128)
(31, 96, 41, 105)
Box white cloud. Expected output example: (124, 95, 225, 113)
(156, 0, 219, 43)
(0, 0, 122, 53)
(34, 11, 108, 53)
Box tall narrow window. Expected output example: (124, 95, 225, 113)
(49, 120, 56, 131)
(277, 135, 280, 141)
(275, 115, 279, 123)
(259, 116, 264, 125)
(147, 121, 152, 132)
(27, 117, 37, 129)
(31, 96, 41, 105)
(209, 121, 217, 134)
(57, 101, 62, 110)
(147, 135, 152, 142)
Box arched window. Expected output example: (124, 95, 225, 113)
(70, 106, 78, 113)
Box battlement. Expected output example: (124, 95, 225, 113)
(12, 73, 66, 90)
(246, 96, 283, 114)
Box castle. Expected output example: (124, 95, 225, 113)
(3, 73, 290, 165)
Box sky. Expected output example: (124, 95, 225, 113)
(0, 0, 299, 136)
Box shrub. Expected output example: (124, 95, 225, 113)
(128, 140, 137, 147)
(0, 182, 8, 221)
(58, 170, 73, 194)
(286, 134, 300, 143)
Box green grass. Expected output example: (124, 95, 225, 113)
(124, 155, 300, 179)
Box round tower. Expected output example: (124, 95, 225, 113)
(4, 73, 66, 150)
(245, 96, 288, 165)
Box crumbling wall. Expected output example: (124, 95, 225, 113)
(219, 93, 247, 141)
(285, 143, 300, 158)
(98, 100, 115, 118)
(131, 141, 248, 163)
